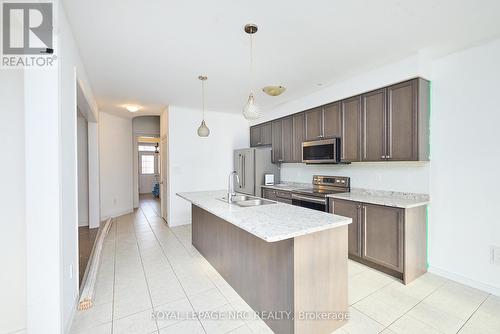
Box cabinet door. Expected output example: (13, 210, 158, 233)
(387, 80, 417, 161)
(362, 204, 404, 272)
(250, 126, 261, 147)
(362, 89, 387, 161)
(262, 188, 277, 200)
(305, 107, 323, 140)
(332, 199, 362, 257)
(292, 113, 305, 162)
(271, 120, 283, 163)
(260, 123, 272, 146)
(323, 102, 341, 138)
(341, 96, 361, 162)
(282, 117, 294, 162)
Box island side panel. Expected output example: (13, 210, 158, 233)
(191, 205, 294, 334)
(293, 225, 348, 334)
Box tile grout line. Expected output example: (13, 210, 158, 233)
(455, 293, 490, 333)
(110, 218, 118, 334)
(367, 278, 451, 333)
(168, 226, 235, 306)
(141, 206, 209, 334)
(132, 207, 162, 333)
(169, 225, 273, 333)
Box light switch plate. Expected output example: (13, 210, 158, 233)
(491, 246, 500, 265)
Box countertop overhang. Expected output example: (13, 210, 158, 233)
(177, 190, 351, 242)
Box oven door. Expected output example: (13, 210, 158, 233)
(291, 193, 327, 212)
(302, 138, 340, 164)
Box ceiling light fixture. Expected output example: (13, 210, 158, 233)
(197, 75, 210, 137)
(125, 105, 141, 112)
(242, 23, 260, 120)
(263, 85, 286, 96)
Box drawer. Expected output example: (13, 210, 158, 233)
(262, 188, 277, 200)
(277, 198, 293, 205)
(276, 190, 292, 199)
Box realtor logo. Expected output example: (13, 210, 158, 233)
(2, 1, 55, 68)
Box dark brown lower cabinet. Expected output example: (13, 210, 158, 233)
(262, 188, 277, 201)
(330, 198, 427, 284)
(331, 200, 362, 257)
(363, 204, 403, 272)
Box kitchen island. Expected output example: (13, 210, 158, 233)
(177, 190, 352, 334)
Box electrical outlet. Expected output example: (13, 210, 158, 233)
(69, 264, 73, 279)
(491, 246, 500, 265)
(113, 198, 117, 205)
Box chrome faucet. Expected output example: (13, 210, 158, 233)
(227, 171, 240, 203)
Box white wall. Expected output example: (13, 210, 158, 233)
(77, 110, 89, 226)
(0, 70, 26, 334)
(428, 38, 500, 294)
(99, 112, 134, 219)
(281, 162, 429, 194)
(59, 3, 99, 331)
(168, 106, 249, 226)
(132, 115, 160, 134)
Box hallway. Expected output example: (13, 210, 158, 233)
(70, 196, 273, 334)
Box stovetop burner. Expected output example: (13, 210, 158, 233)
(292, 175, 350, 198)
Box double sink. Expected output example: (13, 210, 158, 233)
(219, 194, 276, 207)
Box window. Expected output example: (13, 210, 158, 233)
(141, 155, 155, 174)
(138, 145, 156, 152)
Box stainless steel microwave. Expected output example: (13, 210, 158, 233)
(302, 138, 341, 164)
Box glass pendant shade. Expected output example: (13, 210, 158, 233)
(242, 92, 260, 120)
(197, 120, 210, 137)
(197, 75, 210, 137)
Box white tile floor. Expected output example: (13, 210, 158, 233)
(70, 196, 500, 334)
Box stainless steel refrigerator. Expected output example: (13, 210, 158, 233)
(234, 147, 280, 196)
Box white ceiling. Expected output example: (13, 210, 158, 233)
(63, 0, 500, 117)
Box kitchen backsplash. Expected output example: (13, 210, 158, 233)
(280, 162, 430, 194)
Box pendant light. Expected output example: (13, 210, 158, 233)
(197, 75, 210, 137)
(242, 24, 260, 120)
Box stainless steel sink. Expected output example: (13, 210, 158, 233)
(234, 198, 276, 207)
(219, 194, 254, 203)
(218, 194, 276, 207)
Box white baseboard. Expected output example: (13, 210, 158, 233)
(100, 208, 134, 221)
(428, 265, 500, 296)
(168, 219, 191, 227)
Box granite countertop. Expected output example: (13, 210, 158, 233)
(177, 190, 351, 243)
(260, 182, 312, 192)
(327, 188, 430, 209)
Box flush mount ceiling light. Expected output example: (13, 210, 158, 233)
(125, 105, 141, 113)
(197, 75, 210, 137)
(242, 23, 260, 120)
(262, 85, 286, 96)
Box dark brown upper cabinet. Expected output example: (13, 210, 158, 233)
(340, 96, 362, 162)
(250, 77, 429, 162)
(281, 117, 294, 162)
(305, 103, 341, 141)
(323, 102, 342, 138)
(292, 113, 305, 162)
(271, 120, 283, 163)
(387, 79, 428, 161)
(362, 78, 429, 161)
(305, 107, 323, 140)
(362, 88, 387, 161)
(250, 123, 272, 147)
